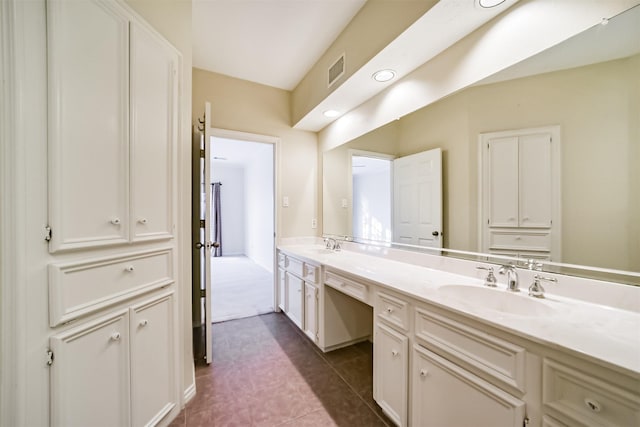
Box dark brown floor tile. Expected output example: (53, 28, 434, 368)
(183, 313, 389, 427)
(333, 354, 373, 395)
(279, 408, 339, 427)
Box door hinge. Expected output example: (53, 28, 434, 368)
(44, 226, 52, 242)
(199, 149, 205, 158)
(46, 349, 54, 366)
(199, 289, 206, 298)
(200, 219, 205, 228)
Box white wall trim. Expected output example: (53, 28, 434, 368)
(0, 1, 18, 424)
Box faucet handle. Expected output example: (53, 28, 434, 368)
(476, 266, 498, 287)
(525, 259, 544, 271)
(529, 274, 557, 298)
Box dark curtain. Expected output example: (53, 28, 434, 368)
(212, 182, 222, 257)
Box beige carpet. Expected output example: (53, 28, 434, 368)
(211, 255, 274, 323)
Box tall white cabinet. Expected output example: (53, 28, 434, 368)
(480, 126, 561, 261)
(45, 0, 180, 426)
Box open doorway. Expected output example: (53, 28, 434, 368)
(210, 136, 275, 322)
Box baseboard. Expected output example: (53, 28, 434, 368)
(183, 383, 196, 404)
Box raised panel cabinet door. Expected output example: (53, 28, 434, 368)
(411, 345, 526, 427)
(374, 322, 408, 427)
(488, 136, 519, 228)
(519, 133, 552, 228)
(50, 310, 130, 427)
(130, 21, 178, 241)
(304, 282, 318, 342)
(47, 0, 130, 251)
(130, 293, 176, 427)
(286, 272, 303, 328)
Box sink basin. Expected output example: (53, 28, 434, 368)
(438, 285, 557, 316)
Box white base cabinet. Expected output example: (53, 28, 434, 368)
(304, 282, 318, 343)
(374, 322, 408, 427)
(285, 272, 303, 328)
(50, 292, 176, 427)
(412, 345, 526, 427)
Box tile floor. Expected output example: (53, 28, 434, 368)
(212, 256, 274, 323)
(171, 312, 394, 427)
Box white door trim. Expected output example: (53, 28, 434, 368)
(209, 127, 280, 314)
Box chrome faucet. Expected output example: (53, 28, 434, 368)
(499, 264, 519, 292)
(528, 274, 557, 298)
(324, 237, 341, 251)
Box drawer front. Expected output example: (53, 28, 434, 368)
(325, 270, 369, 305)
(415, 307, 526, 392)
(543, 359, 640, 427)
(287, 257, 304, 278)
(489, 230, 550, 251)
(376, 291, 409, 331)
(49, 248, 173, 326)
(303, 263, 320, 284)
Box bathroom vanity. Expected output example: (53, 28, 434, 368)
(277, 241, 640, 427)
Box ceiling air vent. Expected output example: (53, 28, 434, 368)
(328, 53, 345, 88)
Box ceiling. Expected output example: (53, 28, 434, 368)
(192, 0, 366, 91)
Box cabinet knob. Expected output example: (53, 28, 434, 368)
(139, 319, 148, 327)
(584, 398, 602, 413)
(138, 218, 148, 224)
(420, 369, 429, 377)
(391, 350, 399, 357)
(110, 218, 121, 225)
(386, 307, 394, 314)
(110, 332, 121, 341)
(124, 265, 135, 272)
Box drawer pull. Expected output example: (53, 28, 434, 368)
(110, 332, 121, 341)
(124, 265, 135, 272)
(420, 369, 428, 377)
(386, 307, 394, 314)
(110, 218, 121, 225)
(584, 398, 602, 413)
(391, 350, 399, 357)
(139, 319, 148, 327)
(138, 218, 148, 224)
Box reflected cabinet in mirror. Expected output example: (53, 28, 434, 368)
(322, 6, 640, 285)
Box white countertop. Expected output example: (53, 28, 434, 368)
(278, 243, 640, 376)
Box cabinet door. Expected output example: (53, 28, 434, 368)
(374, 322, 408, 427)
(130, 21, 178, 241)
(304, 282, 318, 342)
(519, 133, 552, 227)
(278, 267, 286, 312)
(412, 345, 526, 427)
(47, 0, 130, 251)
(130, 293, 176, 427)
(488, 136, 519, 228)
(50, 310, 130, 427)
(286, 272, 303, 328)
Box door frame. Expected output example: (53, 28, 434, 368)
(348, 149, 395, 241)
(208, 128, 280, 314)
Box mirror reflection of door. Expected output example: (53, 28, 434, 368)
(351, 153, 393, 242)
(393, 148, 443, 248)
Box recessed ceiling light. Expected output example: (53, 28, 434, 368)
(323, 110, 341, 118)
(478, 0, 506, 8)
(372, 69, 396, 82)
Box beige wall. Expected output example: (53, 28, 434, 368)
(192, 68, 319, 239)
(291, 0, 436, 125)
(324, 56, 640, 272)
(125, 0, 195, 405)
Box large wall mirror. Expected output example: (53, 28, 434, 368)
(322, 5, 640, 285)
